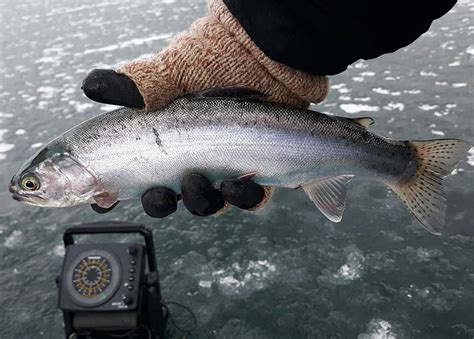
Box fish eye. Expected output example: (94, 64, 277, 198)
(20, 175, 40, 191)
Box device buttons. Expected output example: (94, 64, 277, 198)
(127, 285, 134, 291)
(130, 260, 136, 265)
(129, 267, 136, 274)
(127, 245, 139, 256)
(122, 294, 134, 305)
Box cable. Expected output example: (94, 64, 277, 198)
(162, 301, 198, 336)
(107, 324, 152, 339)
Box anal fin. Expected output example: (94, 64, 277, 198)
(302, 175, 354, 222)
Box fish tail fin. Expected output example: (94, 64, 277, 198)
(388, 139, 471, 235)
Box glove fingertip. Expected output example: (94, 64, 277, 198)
(141, 187, 178, 218)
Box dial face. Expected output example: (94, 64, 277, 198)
(66, 249, 121, 307)
(72, 255, 112, 298)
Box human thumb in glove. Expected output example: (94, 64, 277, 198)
(81, 0, 329, 111)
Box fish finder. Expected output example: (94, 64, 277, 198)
(57, 222, 168, 339)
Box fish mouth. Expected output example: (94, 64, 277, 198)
(9, 178, 46, 203)
(11, 192, 46, 204)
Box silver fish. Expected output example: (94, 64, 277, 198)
(9, 89, 471, 234)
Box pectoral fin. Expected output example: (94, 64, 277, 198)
(302, 175, 354, 222)
(93, 191, 119, 209)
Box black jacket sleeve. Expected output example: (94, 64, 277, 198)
(224, 0, 457, 75)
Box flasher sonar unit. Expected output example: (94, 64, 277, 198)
(57, 221, 168, 339)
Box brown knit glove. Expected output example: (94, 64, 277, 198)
(115, 0, 328, 111)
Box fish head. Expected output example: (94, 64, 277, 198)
(9, 145, 98, 207)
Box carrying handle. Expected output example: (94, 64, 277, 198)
(63, 221, 157, 272)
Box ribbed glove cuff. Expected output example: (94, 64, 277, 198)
(117, 0, 329, 111)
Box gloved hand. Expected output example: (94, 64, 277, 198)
(84, 0, 328, 217)
(91, 173, 269, 218)
(81, 0, 328, 111)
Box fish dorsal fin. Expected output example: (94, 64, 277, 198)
(348, 117, 375, 128)
(184, 86, 266, 101)
(302, 175, 354, 222)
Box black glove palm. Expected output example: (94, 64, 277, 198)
(91, 173, 266, 217)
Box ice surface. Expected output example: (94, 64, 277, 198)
(340, 104, 380, 114)
(4, 230, 24, 248)
(418, 104, 438, 111)
(358, 319, 397, 339)
(0, 0, 473, 337)
(467, 148, 474, 166)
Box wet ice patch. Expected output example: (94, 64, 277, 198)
(83, 33, 172, 55)
(353, 62, 368, 69)
(37, 86, 61, 100)
(420, 70, 438, 77)
(212, 260, 277, 296)
(0, 128, 15, 161)
(339, 95, 351, 101)
(358, 319, 396, 339)
(340, 104, 380, 114)
(452, 83, 467, 88)
(372, 87, 390, 95)
(418, 104, 438, 111)
(318, 247, 365, 285)
(4, 230, 23, 248)
(403, 89, 421, 94)
(467, 148, 474, 167)
(333, 250, 365, 281)
(440, 40, 455, 50)
(371, 87, 401, 96)
(383, 102, 405, 111)
(431, 130, 445, 136)
(466, 45, 474, 55)
(0, 143, 14, 152)
(331, 83, 351, 94)
(31, 142, 43, 149)
(49, 244, 65, 257)
(68, 100, 94, 113)
(354, 97, 371, 102)
(198, 280, 212, 288)
(15, 129, 26, 135)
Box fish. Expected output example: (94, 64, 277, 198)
(9, 88, 471, 234)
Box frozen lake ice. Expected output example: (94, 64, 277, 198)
(0, 0, 473, 337)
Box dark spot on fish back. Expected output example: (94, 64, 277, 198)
(152, 127, 167, 155)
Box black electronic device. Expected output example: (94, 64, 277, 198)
(57, 222, 168, 339)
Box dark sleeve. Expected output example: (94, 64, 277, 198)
(223, 0, 457, 75)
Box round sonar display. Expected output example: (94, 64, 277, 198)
(66, 250, 121, 307)
(73, 256, 112, 297)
